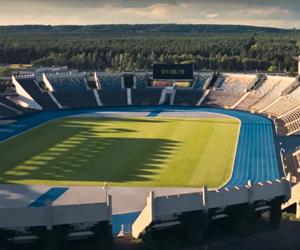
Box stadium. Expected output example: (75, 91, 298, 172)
(0, 61, 299, 249)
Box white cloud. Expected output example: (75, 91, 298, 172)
(233, 6, 290, 19)
(121, 4, 170, 19)
(0, 0, 299, 28)
(205, 13, 219, 19)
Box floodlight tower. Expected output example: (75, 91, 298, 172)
(293, 55, 300, 75)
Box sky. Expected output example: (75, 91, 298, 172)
(0, 0, 299, 28)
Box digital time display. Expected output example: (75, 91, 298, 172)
(153, 64, 194, 80)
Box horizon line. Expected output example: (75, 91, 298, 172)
(0, 23, 297, 30)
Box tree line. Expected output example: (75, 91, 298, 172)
(0, 25, 299, 73)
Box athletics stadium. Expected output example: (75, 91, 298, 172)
(0, 62, 299, 249)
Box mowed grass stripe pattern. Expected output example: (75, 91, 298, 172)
(0, 117, 240, 188)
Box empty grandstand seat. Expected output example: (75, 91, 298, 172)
(98, 73, 122, 90)
(204, 74, 257, 107)
(0, 104, 18, 118)
(0, 96, 23, 112)
(51, 78, 88, 93)
(50, 76, 98, 108)
(98, 89, 127, 106)
(216, 74, 256, 93)
(173, 89, 202, 106)
(249, 76, 295, 112)
(262, 82, 300, 117)
(135, 74, 149, 89)
(16, 78, 58, 110)
(132, 88, 162, 105)
(193, 73, 211, 90)
(265, 96, 300, 117)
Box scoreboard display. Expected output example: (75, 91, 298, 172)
(153, 64, 194, 80)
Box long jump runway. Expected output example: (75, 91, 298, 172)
(0, 107, 283, 234)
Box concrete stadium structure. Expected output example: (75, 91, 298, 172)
(0, 60, 300, 248)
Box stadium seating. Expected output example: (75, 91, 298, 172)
(193, 73, 211, 89)
(173, 89, 203, 106)
(264, 96, 298, 117)
(51, 77, 88, 92)
(236, 75, 295, 112)
(98, 89, 127, 106)
(219, 73, 257, 92)
(0, 104, 18, 118)
(0, 95, 26, 118)
(204, 73, 257, 107)
(276, 100, 300, 135)
(49, 76, 98, 108)
(16, 77, 58, 109)
(135, 73, 149, 89)
(281, 107, 300, 124)
(132, 88, 162, 105)
(97, 73, 122, 90)
(10, 72, 300, 137)
(263, 84, 300, 117)
(249, 76, 295, 112)
(0, 96, 23, 112)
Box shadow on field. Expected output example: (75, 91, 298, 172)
(0, 118, 181, 184)
(0, 184, 41, 207)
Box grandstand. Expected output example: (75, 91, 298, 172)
(0, 96, 22, 118)
(131, 88, 162, 105)
(203, 73, 257, 107)
(279, 107, 300, 135)
(2, 67, 300, 153)
(97, 73, 123, 90)
(47, 74, 98, 108)
(264, 85, 300, 117)
(1, 63, 300, 248)
(134, 73, 149, 89)
(13, 76, 58, 110)
(250, 76, 295, 112)
(173, 89, 203, 106)
(193, 73, 211, 89)
(98, 89, 127, 106)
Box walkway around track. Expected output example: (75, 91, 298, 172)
(0, 106, 283, 187)
(0, 106, 283, 235)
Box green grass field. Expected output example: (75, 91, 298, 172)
(0, 116, 240, 188)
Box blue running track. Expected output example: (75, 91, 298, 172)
(0, 106, 283, 187)
(0, 106, 283, 234)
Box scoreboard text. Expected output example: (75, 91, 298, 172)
(153, 64, 194, 80)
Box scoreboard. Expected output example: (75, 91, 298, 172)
(153, 64, 194, 80)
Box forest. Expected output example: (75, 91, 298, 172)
(0, 24, 299, 74)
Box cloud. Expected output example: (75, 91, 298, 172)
(205, 13, 219, 19)
(120, 4, 170, 19)
(0, 0, 299, 28)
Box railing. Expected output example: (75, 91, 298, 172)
(132, 179, 290, 239)
(0, 197, 112, 230)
